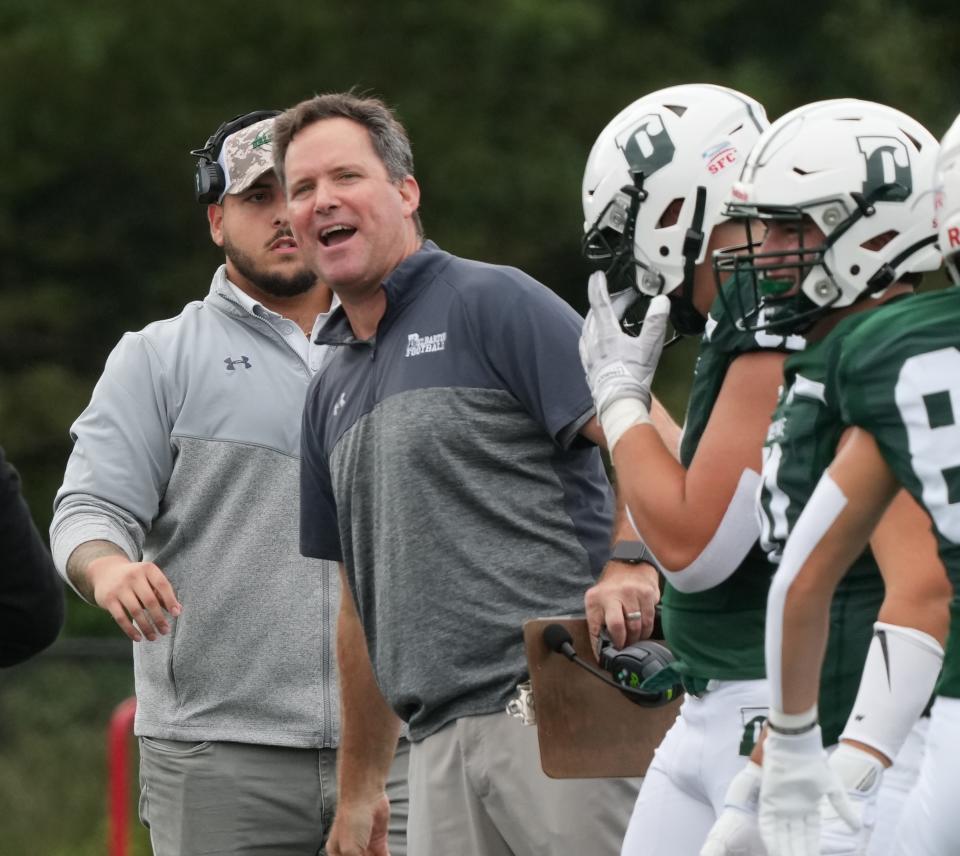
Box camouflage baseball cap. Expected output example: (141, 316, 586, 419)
(218, 116, 277, 200)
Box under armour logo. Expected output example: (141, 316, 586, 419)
(224, 356, 252, 371)
(333, 392, 347, 416)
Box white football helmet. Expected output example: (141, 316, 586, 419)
(715, 98, 941, 333)
(581, 84, 768, 334)
(936, 113, 960, 284)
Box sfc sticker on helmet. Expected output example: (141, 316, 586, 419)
(703, 141, 738, 175)
(857, 136, 912, 200)
(617, 114, 676, 179)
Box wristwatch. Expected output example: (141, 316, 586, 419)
(610, 540, 656, 565)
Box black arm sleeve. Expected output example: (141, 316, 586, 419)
(0, 445, 65, 667)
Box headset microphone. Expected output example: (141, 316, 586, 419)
(542, 623, 681, 708)
(543, 623, 579, 659)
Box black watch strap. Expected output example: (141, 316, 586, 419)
(610, 540, 656, 565)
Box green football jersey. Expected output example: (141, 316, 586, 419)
(759, 306, 897, 744)
(663, 276, 802, 689)
(838, 288, 960, 699)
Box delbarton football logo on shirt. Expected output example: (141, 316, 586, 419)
(405, 332, 447, 357)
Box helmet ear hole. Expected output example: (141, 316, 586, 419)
(861, 230, 899, 252)
(657, 198, 684, 229)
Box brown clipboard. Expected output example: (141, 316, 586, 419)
(522, 616, 683, 779)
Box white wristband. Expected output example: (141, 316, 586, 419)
(601, 398, 651, 453)
(839, 621, 944, 761)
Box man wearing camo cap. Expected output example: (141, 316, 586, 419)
(50, 112, 409, 855)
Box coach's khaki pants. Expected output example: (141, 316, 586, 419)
(139, 737, 410, 855)
(407, 712, 641, 856)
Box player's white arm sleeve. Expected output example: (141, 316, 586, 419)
(839, 621, 944, 761)
(627, 469, 762, 593)
(765, 472, 848, 716)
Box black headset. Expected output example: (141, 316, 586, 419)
(542, 622, 683, 709)
(191, 109, 280, 204)
(597, 635, 682, 707)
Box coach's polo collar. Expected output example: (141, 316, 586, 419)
(314, 241, 451, 345)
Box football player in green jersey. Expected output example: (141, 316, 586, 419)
(579, 84, 794, 855)
(750, 114, 960, 856)
(702, 101, 949, 856)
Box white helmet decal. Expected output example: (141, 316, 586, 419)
(857, 136, 912, 200)
(621, 114, 677, 179)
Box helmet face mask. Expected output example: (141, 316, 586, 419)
(713, 99, 942, 335)
(581, 84, 769, 337)
(716, 200, 880, 335)
(581, 177, 665, 296)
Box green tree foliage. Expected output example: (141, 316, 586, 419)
(1, 0, 957, 624)
(2, 0, 957, 633)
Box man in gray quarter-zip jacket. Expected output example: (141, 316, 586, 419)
(50, 113, 408, 856)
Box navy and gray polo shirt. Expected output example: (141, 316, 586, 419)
(300, 241, 614, 740)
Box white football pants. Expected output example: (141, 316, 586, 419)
(862, 715, 929, 856)
(891, 697, 960, 855)
(620, 679, 769, 856)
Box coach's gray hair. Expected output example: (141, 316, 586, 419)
(273, 92, 423, 237)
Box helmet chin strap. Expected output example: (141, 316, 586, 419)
(671, 186, 708, 335)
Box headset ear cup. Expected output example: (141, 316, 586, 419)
(608, 640, 682, 707)
(192, 109, 280, 204)
(195, 160, 225, 204)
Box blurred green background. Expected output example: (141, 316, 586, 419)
(1, 0, 957, 852)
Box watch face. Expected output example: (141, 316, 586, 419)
(612, 542, 647, 563)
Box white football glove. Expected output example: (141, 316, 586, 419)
(819, 744, 883, 856)
(579, 270, 670, 451)
(759, 725, 859, 856)
(700, 761, 768, 856)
